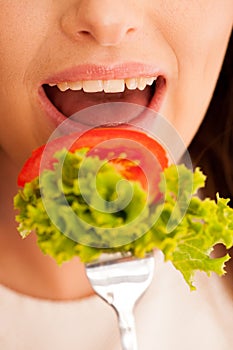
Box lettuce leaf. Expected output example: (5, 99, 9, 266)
(14, 149, 233, 289)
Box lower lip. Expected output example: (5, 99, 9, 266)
(38, 76, 166, 132)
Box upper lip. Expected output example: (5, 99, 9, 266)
(41, 62, 165, 85)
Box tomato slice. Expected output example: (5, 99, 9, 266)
(18, 128, 168, 201)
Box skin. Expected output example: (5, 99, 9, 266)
(0, 0, 232, 300)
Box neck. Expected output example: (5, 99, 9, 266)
(0, 233, 95, 301)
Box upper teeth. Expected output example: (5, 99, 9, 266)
(49, 77, 157, 93)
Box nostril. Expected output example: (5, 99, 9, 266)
(126, 27, 137, 35)
(79, 30, 88, 35)
(76, 30, 92, 40)
(79, 30, 91, 36)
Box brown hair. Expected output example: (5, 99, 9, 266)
(190, 32, 233, 282)
(189, 31, 233, 207)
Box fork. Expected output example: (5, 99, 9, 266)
(85, 252, 155, 350)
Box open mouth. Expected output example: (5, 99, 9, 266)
(41, 75, 166, 127)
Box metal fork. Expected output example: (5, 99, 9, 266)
(85, 252, 155, 350)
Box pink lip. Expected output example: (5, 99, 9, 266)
(38, 62, 167, 129)
(42, 63, 164, 83)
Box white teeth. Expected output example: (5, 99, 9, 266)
(103, 79, 125, 93)
(83, 80, 103, 93)
(57, 82, 69, 91)
(53, 76, 157, 93)
(125, 78, 138, 90)
(69, 81, 82, 91)
(137, 77, 148, 91)
(146, 77, 155, 86)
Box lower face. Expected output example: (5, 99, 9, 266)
(0, 1, 232, 166)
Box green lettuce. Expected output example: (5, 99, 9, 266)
(14, 148, 233, 290)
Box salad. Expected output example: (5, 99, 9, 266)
(14, 128, 233, 290)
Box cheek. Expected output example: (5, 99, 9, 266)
(0, 2, 56, 162)
(0, 3, 49, 116)
(0, 3, 51, 75)
(159, 1, 233, 146)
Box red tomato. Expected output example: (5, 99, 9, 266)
(18, 128, 168, 201)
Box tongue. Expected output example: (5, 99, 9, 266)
(45, 85, 153, 124)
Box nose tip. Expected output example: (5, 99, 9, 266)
(61, 1, 143, 47)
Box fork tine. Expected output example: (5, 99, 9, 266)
(85, 253, 155, 350)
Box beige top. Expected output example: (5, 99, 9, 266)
(0, 252, 232, 350)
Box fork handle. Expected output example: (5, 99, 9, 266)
(117, 309, 138, 350)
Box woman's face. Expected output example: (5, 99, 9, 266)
(0, 1, 232, 165)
